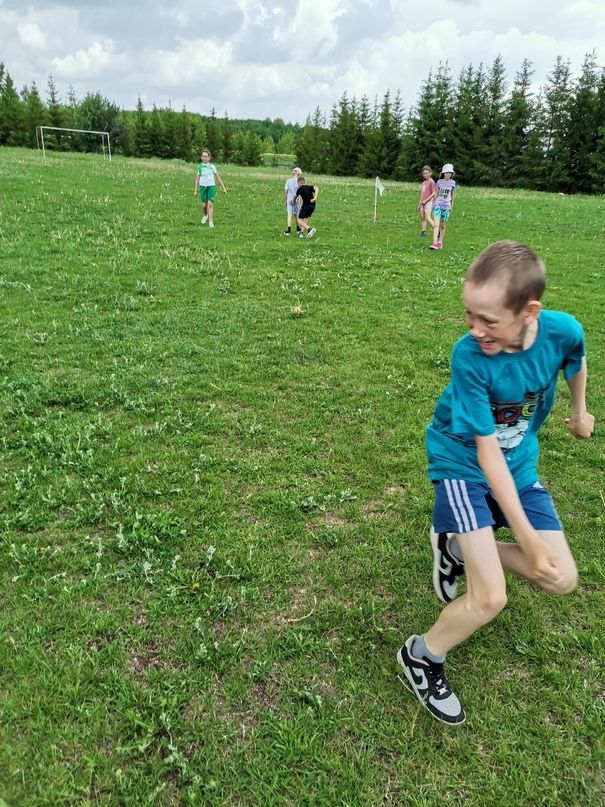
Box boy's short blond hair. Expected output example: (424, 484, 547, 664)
(466, 241, 546, 314)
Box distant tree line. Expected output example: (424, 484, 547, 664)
(296, 53, 605, 194)
(2, 53, 604, 192)
(0, 62, 299, 166)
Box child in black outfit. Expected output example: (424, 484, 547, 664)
(295, 176, 319, 238)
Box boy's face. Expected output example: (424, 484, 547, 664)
(422, 169, 431, 180)
(201, 152, 210, 162)
(462, 280, 541, 355)
(443, 172, 452, 180)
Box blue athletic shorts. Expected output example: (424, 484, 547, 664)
(433, 207, 451, 222)
(432, 479, 562, 534)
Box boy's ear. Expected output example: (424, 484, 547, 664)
(523, 300, 542, 323)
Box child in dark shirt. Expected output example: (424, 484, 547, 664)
(295, 176, 319, 239)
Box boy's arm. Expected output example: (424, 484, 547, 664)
(476, 434, 560, 584)
(564, 357, 594, 438)
(311, 185, 319, 202)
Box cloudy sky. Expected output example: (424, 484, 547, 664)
(2, 0, 604, 124)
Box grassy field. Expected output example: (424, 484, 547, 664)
(0, 147, 603, 806)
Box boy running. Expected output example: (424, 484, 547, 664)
(398, 241, 595, 725)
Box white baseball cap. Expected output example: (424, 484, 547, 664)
(293, 166, 302, 174)
(441, 163, 455, 175)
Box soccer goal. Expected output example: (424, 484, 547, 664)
(36, 125, 112, 161)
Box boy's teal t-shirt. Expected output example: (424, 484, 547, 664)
(426, 310, 585, 489)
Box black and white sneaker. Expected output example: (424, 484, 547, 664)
(431, 527, 465, 603)
(397, 636, 465, 725)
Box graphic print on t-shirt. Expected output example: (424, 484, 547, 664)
(491, 388, 546, 451)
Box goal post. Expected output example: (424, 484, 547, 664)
(36, 126, 112, 161)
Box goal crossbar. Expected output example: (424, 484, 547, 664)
(36, 125, 112, 161)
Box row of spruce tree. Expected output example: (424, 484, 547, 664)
(1, 53, 603, 194)
(297, 53, 605, 194)
(0, 64, 299, 165)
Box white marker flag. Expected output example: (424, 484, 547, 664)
(373, 177, 385, 222)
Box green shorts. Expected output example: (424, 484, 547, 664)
(199, 185, 217, 202)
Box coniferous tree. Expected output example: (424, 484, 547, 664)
(0, 71, 25, 146)
(450, 65, 483, 184)
(132, 95, 150, 157)
(502, 59, 534, 187)
(23, 81, 46, 148)
(221, 112, 233, 162)
(377, 90, 401, 177)
(357, 124, 383, 178)
(483, 55, 507, 185)
(521, 88, 549, 190)
(177, 105, 194, 161)
(161, 103, 178, 159)
(295, 108, 328, 172)
(46, 74, 63, 148)
(205, 109, 221, 157)
(590, 69, 605, 192)
(63, 85, 82, 149)
(542, 56, 573, 191)
(192, 122, 207, 160)
(565, 52, 601, 193)
(148, 104, 164, 157)
(328, 92, 362, 175)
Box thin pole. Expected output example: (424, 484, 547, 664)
(42, 130, 46, 160)
(373, 184, 378, 223)
(107, 133, 112, 162)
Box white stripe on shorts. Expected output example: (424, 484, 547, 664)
(444, 479, 479, 533)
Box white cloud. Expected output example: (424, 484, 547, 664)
(17, 22, 47, 50)
(0, 0, 603, 121)
(51, 40, 127, 80)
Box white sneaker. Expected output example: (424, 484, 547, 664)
(307, 227, 316, 238)
(201, 215, 208, 224)
(209, 222, 215, 228)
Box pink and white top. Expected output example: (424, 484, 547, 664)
(420, 178, 437, 205)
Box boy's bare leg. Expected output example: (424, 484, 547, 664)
(496, 531, 577, 594)
(439, 221, 447, 244)
(424, 526, 507, 657)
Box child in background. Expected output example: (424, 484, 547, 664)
(397, 240, 594, 725)
(295, 175, 319, 238)
(418, 165, 437, 237)
(193, 149, 227, 228)
(430, 163, 456, 250)
(284, 167, 302, 235)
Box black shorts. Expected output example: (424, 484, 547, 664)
(299, 203, 315, 220)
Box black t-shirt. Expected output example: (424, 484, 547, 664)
(295, 185, 315, 205)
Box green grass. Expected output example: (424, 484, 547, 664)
(0, 147, 603, 806)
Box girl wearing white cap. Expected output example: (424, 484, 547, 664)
(430, 163, 456, 250)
